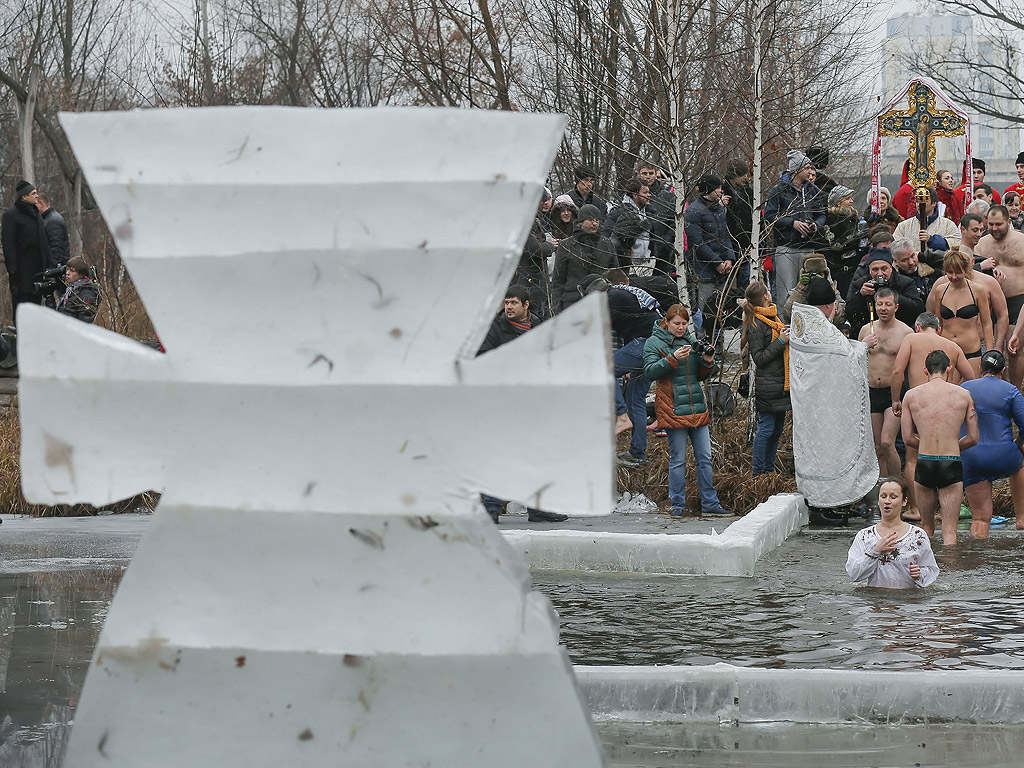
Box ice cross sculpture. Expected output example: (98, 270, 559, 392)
(18, 108, 611, 767)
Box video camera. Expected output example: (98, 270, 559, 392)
(33, 265, 65, 295)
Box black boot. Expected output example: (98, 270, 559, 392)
(527, 509, 569, 523)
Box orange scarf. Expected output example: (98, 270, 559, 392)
(753, 303, 789, 392)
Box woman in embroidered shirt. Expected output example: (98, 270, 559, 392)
(847, 477, 939, 589)
(742, 281, 791, 475)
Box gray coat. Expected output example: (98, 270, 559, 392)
(747, 317, 791, 413)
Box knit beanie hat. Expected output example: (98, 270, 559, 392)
(828, 185, 855, 207)
(577, 204, 603, 223)
(15, 180, 35, 200)
(867, 247, 893, 267)
(553, 194, 578, 210)
(806, 277, 835, 306)
(787, 150, 813, 173)
(696, 174, 723, 195)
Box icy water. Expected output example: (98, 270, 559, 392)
(6, 525, 1024, 766)
(535, 529, 1024, 670)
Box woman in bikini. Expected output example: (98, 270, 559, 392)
(926, 248, 993, 377)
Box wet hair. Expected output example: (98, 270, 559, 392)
(925, 349, 951, 374)
(604, 268, 629, 285)
(879, 476, 910, 507)
(989, 204, 1010, 220)
(915, 311, 940, 331)
(504, 285, 530, 306)
(875, 287, 898, 304)
(960, 212, 984, 229)
(659, 303, 690, 328)
(982, 349, 1006, 375)
(943, 247, 973, 276)
(740, 281, 770, 348)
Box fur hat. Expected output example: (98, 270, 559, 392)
(1016, 152, 1024, 167)
(972, 158, 986, 172)
(828, 185, 855, 207)
(15, 180, 35, 200)
(806, 277, 835, 306)
(577, 204, 603, 223)
(802, 254, 828, 275)
(787, 150, 813, 173)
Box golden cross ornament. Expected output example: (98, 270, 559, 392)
(879, 81, 967, 189)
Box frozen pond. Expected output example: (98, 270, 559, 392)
(4, 515, 1024, 766)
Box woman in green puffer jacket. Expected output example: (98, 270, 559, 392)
(643, 304, 733, 518)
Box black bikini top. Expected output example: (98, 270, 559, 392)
(940, 280, 980, 320)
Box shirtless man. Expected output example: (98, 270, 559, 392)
(976, 205, 1024, 386)
(858, 288, 913, 477)
(890, 312, 975, 520)
(901, 350, 979, 544)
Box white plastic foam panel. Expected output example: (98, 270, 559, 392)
(502, 493, 807, 576)
(577, 664, 1024, 725)
(23, 108, 610, 768)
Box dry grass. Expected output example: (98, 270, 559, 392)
(0, 409, 158, 517)
(616, 401, 797, 515)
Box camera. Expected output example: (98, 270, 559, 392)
(691, 337, 716, 357)
(870, 276, 888, 290)
(32, 265, 65, 294)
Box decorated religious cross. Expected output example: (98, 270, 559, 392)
(18, 108, 611, 767)
(871, 77, 971, 213)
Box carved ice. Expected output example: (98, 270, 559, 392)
(18, 107, 611, 767)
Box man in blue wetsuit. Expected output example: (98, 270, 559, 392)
(961, 350, 1024, 537)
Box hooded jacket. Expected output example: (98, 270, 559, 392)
(642, 324, 712, 428)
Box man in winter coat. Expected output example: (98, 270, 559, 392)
(846, 247, 926, 333)
(550, 204, 618, 313)
(36, 191, 70, 264)
(564, 165, 608, 224)
(764, 150, 826, 302)
(476, 285, 568, 525)
(684, 173, 737, 317)
(722, 158, 754, 260)
(1, 180, 52, 317)
(608, 178, 652, 274)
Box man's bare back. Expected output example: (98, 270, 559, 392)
(891, 330, 974, 413)
(860, 318, 912, 387)
(902, 379, 975, 456)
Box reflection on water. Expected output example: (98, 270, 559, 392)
(0, 569, 123, 768)
(536, 531, 1024, 669)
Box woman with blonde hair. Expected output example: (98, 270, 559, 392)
(742, 281, 791, 475)
(926, 247, 993, 377)
(643, 304, 733, 517)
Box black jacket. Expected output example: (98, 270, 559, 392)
(764, 178, 826, 247)
(478, 311, 541, 354)
(550, 232, 618, 312)
(610, 199, 649, 260)
(683, 195, 735, 279)
(723, 178, 754, 254)
(845, 270, 925, 333)
(41, 207, 70, 264)
(646, 180, 677, 274)
(56, 278, 99, 323)
(1, 200, 51, 296)
(566, 188, 608, 220)
(748, 317, 791, 413)
(607, 286, 659, 344)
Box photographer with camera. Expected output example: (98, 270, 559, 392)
(781, 253, 846, 327)
(846, 247, 925, 333)
(56, 257, 99, 324)
(643, 304, 733, 517)
(1, 180, 52, 318)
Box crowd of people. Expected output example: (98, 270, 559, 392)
(480, 149, 1024, 564)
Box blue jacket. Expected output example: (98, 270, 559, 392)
(764, 177, 825, 247)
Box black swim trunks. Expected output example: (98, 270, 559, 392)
(915, 454, 963, 489)
(1007, 294, 1024, 324)
(965, 349, 982, 359)
(869, 386, 893, 414)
